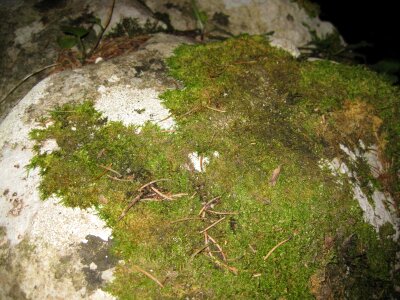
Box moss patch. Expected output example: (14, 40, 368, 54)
(29, 35, 399, 298)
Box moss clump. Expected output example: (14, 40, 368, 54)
(29, 35, 399, 298)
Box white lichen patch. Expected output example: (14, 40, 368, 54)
(324, 142, 400, 240)
(95, 85, 175, 129)
(39, 138, 60, 155)
(188, 151, 219, 172)
(30, 197, 112, 250)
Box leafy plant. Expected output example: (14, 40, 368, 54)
(300, 29, 370, 63)
(57, 0, 115, 63)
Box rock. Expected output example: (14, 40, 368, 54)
(144, 0, 336, 46)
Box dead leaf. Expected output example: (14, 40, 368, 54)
(269, 165, 281, 186)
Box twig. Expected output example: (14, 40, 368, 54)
(199, 217, 226, 233)
(118, 192, 144, 221)
(136, 198, 160, 202)
(95, 163, 112, 180)
(171, 193, 189, 198)
(87, 0, 116, 58)
(203, 232, 215, 259)
(207, 255, 238, 275)
(263, 236, 292, 260)
(0, 63, 59, 105)
(133, 265, 164, 288)
(205, 105, 226, 113)
(138, 178, 169, 191)
(248, 244, 257, 254)
(199, 155, 204, 172)
(106, 175, 134, 182)
(98, 164, 123, 177)
(191, 244, 211, 259)
(170, 217, 206, 224)
(151, 186, 173, 200)
(198, 196, 221, 216)
(207, 210, 238, 215)
(207, 234, 227, 261)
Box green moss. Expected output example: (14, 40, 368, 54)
(29, 35, 399, 298)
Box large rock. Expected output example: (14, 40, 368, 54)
(144, 0, 335, 45)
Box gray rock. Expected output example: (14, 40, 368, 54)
(144, 0, 336, 45)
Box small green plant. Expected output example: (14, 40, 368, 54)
(300, 30, 370, 63)
(191, 0, 208, 40)
(57, 21, 100, 61)
(57, 0, 115, 63)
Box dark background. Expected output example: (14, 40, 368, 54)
(314, 0, 399, 64)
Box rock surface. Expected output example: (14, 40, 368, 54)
(144, 0, 335, 45)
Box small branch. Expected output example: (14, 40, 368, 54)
(106, 175, 134, 182)
(199, 155, 204, 172)
(94, 163, 112, 180)
(138, 178, 169, 191)
(118, 192, 144, 221)
(248, 244, 257, 254)
(133, 265, 164, 288)
(207, 210, 238, 215)
(87, 0, 116, 58)
(191, 244, 211, 259)
(171, 193, 189, 198)
(205, 105, 226, 113)
(198, 196, 221, 216)
(263, 236, 292, 260)
(0, 63, 59, 105)
(151, 186, 173, 200)
(199, 217, 226, 233)
(207, 234, 227, 261)
(207, 255, 238, 275)
(170, 217, 206, 224)
(98, 164, 123, 177)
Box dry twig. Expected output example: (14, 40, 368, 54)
(98, 164, 123, 177)
(207, 210, 238, 215)
(198, 196, 221, 216)
(151, 186, 173, 200)
(170, 217, 206, 224)
(118, 192, 144, 221)
(199, 217, 226, 233)
(106, 175, 134, 182)
(263, 236, 292, 260)
(133, 265, 164, 288)
(139, 178, 169, 191)
(207, 234, 227, 261)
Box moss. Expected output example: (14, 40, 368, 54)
(29, 35, 399, 298)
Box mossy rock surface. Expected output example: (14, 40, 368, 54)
(29, 35, 400, 299)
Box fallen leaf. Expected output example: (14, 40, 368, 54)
(269, 165, 281, 186)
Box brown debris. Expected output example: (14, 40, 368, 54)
(269, 165, 282, 186)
